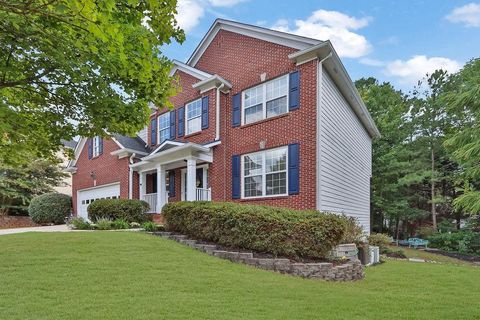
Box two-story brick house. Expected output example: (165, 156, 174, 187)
(67, 19, 380, 232)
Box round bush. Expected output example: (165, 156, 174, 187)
(28, 193, 72, 224)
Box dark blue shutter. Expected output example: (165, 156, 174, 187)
(87, 138, 93, 159)
(201, 96, 209, 129)
(98, 138, 103, 155)
(232, 155, 241, 199)
(177, 107, 185, 137)
(150, 118, 157, 145)
(288, 143, 300, 195)
(289, 71, 300, 111)
(232, 93, 241, 127)
(169, 171, 175, 197)
(169, 111, 176, 140)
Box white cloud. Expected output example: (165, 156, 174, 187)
(176, 0, 205, 32)
(272, 10, 372, 58)
(208, 0, 248, 7)
(384, 55, 461, 84)
(359, 57, 385, 67)
(446, 2, 480, 27)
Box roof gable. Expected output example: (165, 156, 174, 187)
(169, 60, 212, 80)
(187, 19, 321, 67)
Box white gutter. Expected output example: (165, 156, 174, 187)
(215, 83, 225, 141)
(128, 153, 136, 199)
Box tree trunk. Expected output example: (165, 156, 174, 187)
(431, 146, 437, 230)
(395, 218, 400, 240)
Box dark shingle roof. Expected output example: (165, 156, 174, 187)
(61, 139, 78, 150)
(113, 134, 150, 154)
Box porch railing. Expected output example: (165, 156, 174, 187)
(142, 192, 169, 213)
(182, 188, 212, 201)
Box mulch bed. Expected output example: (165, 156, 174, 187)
(425, 249, 480, 263)
(0, 216, 39, 229)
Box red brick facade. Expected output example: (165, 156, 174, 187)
(73, 28, 319, 214)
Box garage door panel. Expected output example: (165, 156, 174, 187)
(77, 183, 120, 220)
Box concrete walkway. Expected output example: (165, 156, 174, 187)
(0, 224, 71, 236)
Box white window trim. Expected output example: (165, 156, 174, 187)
(241, 75, 289, 125)
(185, 98, 202, 135)
(92, 136, 101, 157)
(157, 112, 170, 144)
(241, 146, 288, 199)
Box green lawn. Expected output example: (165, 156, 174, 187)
(1, 232, 479, 320)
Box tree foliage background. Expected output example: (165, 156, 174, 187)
(357, 58, 480, 237)
(0, 0, 184, 165)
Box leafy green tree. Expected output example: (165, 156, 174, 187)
(0, 0, 184, 165)
(356, 78, 429, 236)
(0, 156, 67, 215)
(443, 58, 480, 214)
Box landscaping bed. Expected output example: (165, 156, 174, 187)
(153, 231, 363, 281)
(425, 248, 480, 263)
(0, 216, 39, 229)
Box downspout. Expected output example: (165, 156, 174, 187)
(215, 83, 225, 141)
(128, 153, 136, 199)
(316, 52, 332, 211)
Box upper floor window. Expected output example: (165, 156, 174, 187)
(242, 146, 288, 198)
(242, 75, 288, 125)
(92, 136, 101, 157)
(186, 98, 202, 135)
(158, 112, 170, 144)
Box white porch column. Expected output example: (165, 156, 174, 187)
(157, 164, 166, 212)
(186, 158, 197, 201)
(139, 171, 146, 201)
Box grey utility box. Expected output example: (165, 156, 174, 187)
(330, 243, 358, 261)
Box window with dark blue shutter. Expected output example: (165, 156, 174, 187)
(169, 111, 176, 140)
(88, 138, 93, 159)
(177, 107, 185, 137)
(150, 118, 157, 145)
(168, 171, 175, 197)
(289, 71, 300, 111)
(232, 155, 241, 199)
(98, 138, 103, 155)
(201, 96, 209, 129)
(288, 143, 300, 195)
(232, 93, 241, 127)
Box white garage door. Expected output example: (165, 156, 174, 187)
(77, 183, 120, 220)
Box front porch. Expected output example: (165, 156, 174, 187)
(130, 141, 215, 213)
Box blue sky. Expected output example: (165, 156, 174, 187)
(162, 0, 480, 91)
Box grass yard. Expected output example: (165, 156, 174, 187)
(1, 232, 479, 320)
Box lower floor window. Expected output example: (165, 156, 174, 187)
(242, 146, 287, 198)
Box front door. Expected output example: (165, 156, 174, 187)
(181, 166, 208, 200)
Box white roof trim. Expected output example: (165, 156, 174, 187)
(192, 74, 232, 93)
(139, 142, 210, 162)
(187, 19, 322, 67)
(149, 140, 186, 155)
(169, 60, 212, 80)
(110, 148, 148, 157)
(289, 41, 380, 138)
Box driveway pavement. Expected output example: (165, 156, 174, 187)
(0, 224, 71, 236)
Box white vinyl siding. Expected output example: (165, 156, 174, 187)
(242, 75, 288, 125)
(318, 69, 372, 233)
(137, 126, 148, 144)
(186, 99, 202, 135)
(158, 113, 170, 143)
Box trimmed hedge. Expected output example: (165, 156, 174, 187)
(88, 199, 149, 223)
(163, 202, 352, 260)
(28, 193, 72, 224)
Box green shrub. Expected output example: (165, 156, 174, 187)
(112, 219, 130, 229)
(68, 217, 92, 230)
(28, 193, 72, 224)
(341, 216, 366, 244)
(87, 199, 149, 223)
(368, 233, 391, 252)
(416, 225, 436, 238)
(94, 218, 113, 230)
(142, 221, 158, 232)
(428, 231, 480, 255)
(163, 202, 351, 260)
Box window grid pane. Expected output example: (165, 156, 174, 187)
(266, 96, 287, 119)
(266, 172, 287, 195)
(159, 113, 169, 130)
(266, 76, 288, 101)
(244, 104, 263, 124)
(244, 86, 263, 108)
(244, 176, 263, 197)
(186, 99, 202, 134)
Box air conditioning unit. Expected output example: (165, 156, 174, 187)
(369, 246, 380, 265)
